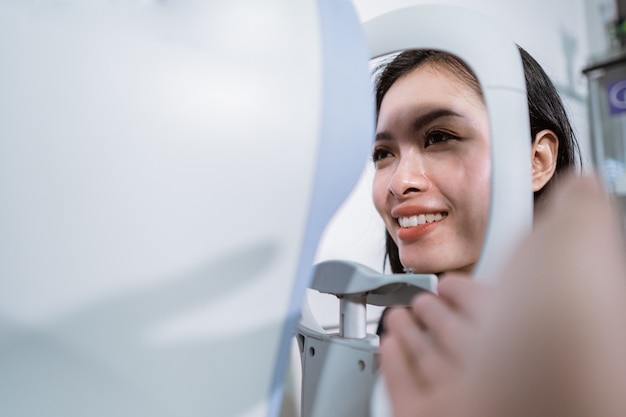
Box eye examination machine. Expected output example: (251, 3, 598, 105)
(0, 1, 530, 417)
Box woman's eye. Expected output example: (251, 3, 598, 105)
(372, 148, 392, 163)
(425, 130, 457, 147)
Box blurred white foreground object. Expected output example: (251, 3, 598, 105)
(0, 0, 372, 416)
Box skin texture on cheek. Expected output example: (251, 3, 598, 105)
(396, 160, 490, 275)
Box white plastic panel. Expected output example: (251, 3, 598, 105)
(268, 0, 374, 414)
(0, 1, 343, 416)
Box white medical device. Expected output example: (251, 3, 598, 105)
(297, 5, 533, 417)
(0, 1, 372, 416)
(0, 1, 532, 416)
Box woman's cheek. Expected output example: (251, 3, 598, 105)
(372, 173, 388, 215)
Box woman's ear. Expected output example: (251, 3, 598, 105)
(531, 129, 559, 192)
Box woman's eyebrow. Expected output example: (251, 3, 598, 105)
(375, 131, 393, 142)
(412, 108, 463, 131)
(375, 108, 464, 142)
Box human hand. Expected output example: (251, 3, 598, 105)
(467, 175, 626, 417)
(379, 174, 626, 417)
(379, 275, 489, 417)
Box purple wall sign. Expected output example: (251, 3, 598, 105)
(607, 79, 626, 116)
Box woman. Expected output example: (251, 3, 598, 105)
(372, 46, 580, 276)
(371, 46, 583, 416)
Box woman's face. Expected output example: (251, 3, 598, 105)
(373, 64, 490, 274)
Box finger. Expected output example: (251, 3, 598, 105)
(384, 307, 438, 387)
(385, 308, 431, 361)
(379, 335, 422, 416)
(410, 293, 468, 363)
(436, 275, 489, 320)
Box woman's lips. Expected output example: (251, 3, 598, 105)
(397, 212, 447, 227)
(395, 212, 448, 241)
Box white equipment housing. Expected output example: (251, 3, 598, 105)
(0, 1, 372, 416)
(0, 1, 532, 417)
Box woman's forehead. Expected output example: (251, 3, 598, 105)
(380, 66, 485, 117)
(398, 63, 481, 97)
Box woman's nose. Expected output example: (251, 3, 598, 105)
(387, 156, 431, 197)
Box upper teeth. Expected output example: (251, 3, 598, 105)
(398, 213, 446, 228)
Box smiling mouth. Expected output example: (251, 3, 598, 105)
(397, 212, 448, 228)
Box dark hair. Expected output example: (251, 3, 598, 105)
(374, 47, 581, 273)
